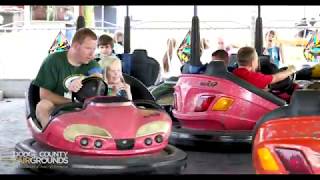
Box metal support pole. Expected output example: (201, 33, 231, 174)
(190, 5, 201, 66)
(124, 5, 130, 53)
(102, 6, 104, 29)
(79, 6, 84, 16)
(255, 5, 263, 56)
(126, 6, 129, 17)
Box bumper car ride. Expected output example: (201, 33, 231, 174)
(17, 76, 187, 174)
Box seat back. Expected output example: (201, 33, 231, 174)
(289, 90, 320, 116)
(204, 61, 286, 106)
(130, 49, 160, 87)
(259, 55, 277, 74)
(254, 89, 320, 136)
(117, 53, 132, 75)
(181, 62, 206, 74)
(228, 53, 238, 67)
(123, 73, 155, 101)
(25, 82, 43, 129)
(26, 82, 40, 119)
(204, 60, 229, 76)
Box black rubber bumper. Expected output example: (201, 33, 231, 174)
(15, 139, 187, 175)
(169, 122, 253, 146)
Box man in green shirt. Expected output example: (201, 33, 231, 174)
(33, 28, 102, 128)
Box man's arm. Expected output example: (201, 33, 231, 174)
(271, 66, 295, 84)
(39, 87, 71, 105)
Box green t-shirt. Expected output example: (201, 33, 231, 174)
(33, 51, 102, 99)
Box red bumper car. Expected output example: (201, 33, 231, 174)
(170, 61, 287, 145)
(15, 76, 187, 174)
(253, 89, 320, 174)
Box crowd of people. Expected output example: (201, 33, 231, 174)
(162, 30, 289, 79)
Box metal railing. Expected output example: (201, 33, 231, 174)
(263, 26, 320, 29)
(1, 19, 317, 32)
(0, 19, 254, 32)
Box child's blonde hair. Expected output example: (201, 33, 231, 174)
(103, 57, 124, 83)
(99, 56, 120, 70)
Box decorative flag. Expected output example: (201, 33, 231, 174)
(177, 30, 191, 64)
(304, 29, 320, 62)
(48, 31, 70, 54)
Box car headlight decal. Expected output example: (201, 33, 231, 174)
(136, 121, 170, 137)
(64, 124, 112, 142)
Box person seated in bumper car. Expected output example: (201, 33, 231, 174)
(233, 46, 296, 91)
(103, 58, 132, 100)
(211, 49, 237, 72)
(33, 28, 103, 128)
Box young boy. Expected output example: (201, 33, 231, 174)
(211, 49, 229, 66)
(96, 34, 115, 61)
(211, 49, 237, 72)
(233, 46, 295, 89)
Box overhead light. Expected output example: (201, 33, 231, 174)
(310, 17, 316, 26)
(295, 18, 308, 27)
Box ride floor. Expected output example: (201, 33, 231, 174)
(0, 99, 254, 174)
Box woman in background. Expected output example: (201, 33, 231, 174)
(264, 30, 285, 68)
(162, 38, 182, 80)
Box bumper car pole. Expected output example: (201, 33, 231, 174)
(255, 5, 263, 56)
(124, 5, 130, 54)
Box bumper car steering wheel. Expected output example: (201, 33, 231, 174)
(72, 76, 109, 103)
(50, 76, 108, 117)
(269, 67, 296, 95)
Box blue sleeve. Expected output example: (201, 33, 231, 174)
(87, 66, 103, 75)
